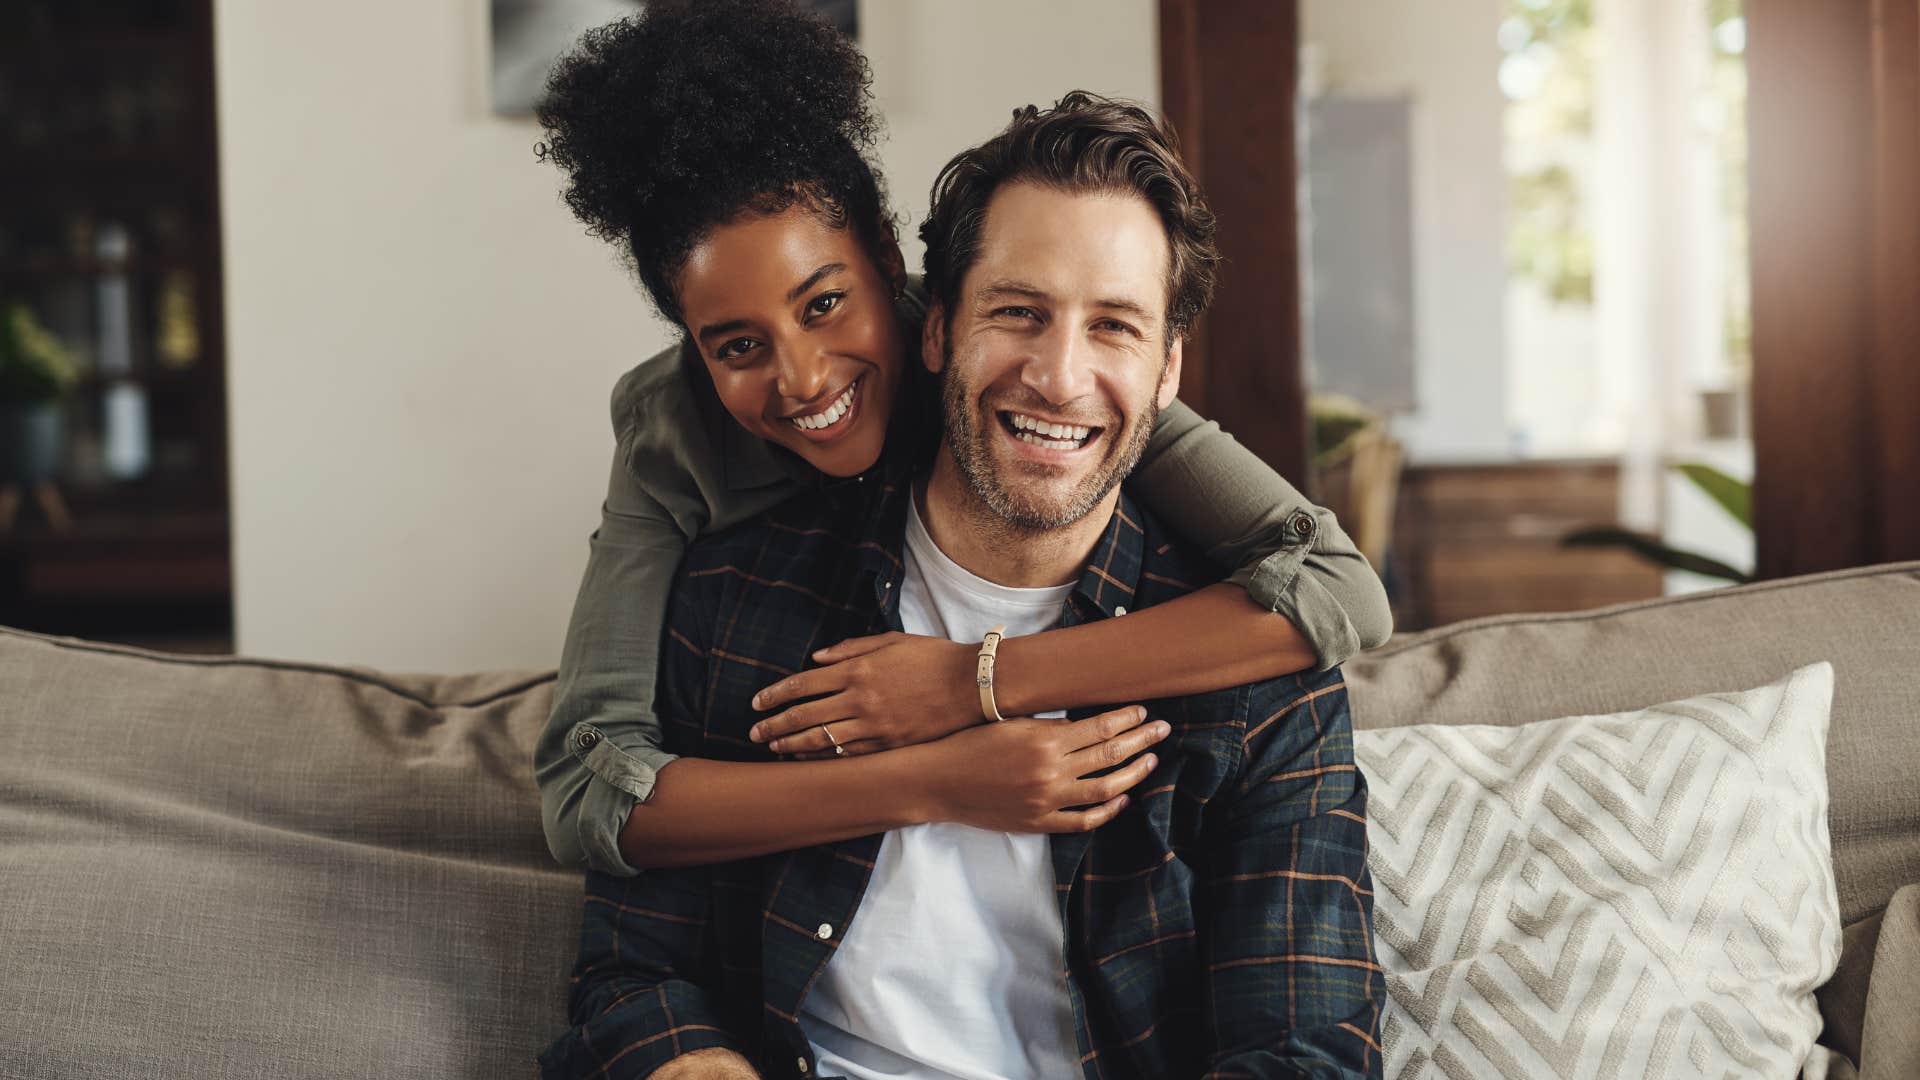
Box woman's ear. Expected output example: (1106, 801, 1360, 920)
(873, 218, 907, 296)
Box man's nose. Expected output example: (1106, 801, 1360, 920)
(1020, 325, 1096, 405)
(774, 342, 834, 404)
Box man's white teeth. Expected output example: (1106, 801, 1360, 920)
(791, 382, 857, 431)
(1008, 413, 1092, 442)
(1015, 431, 1086, 450)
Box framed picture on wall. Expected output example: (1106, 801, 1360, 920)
(490, 0, 859, 115)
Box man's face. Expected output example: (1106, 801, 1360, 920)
(926, 182, 1182, 532)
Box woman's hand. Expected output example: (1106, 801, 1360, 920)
(748, 631, 980, 756)
(919, 706, 1171, 833)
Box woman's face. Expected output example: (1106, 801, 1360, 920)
(675, 206, 906, 477)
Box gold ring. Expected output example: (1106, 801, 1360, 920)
(822, 722, 846, 757)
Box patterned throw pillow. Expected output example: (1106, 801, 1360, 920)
(1355, 663, 1841, 1079)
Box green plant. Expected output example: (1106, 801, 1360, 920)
(1561, 462, 1753, 583)
(0, 302, 80, 403)
(1310, 393, 1379, 469)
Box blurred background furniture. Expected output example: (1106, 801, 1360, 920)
(0, 0, 231, 651)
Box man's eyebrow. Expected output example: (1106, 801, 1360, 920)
(786, 262, 848, 302)
(976, 280, 1050, 303)
(1092, 296, 1160, 323)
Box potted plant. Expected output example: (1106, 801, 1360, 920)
(1562, 463, 1753, 584)
(0, 300, 80, 487)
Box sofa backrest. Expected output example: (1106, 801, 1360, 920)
(0, 628, 575, 1079)
(1343, 560, 1920, 931)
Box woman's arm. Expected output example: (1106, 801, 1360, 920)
(621, 710, 1166, 867)
(749, 399, 1390, 755)
(1127, 397, 1393, 663)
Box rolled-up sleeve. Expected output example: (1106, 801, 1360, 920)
(1130, 399, 1393, 669)
(534, 435, 690, 877)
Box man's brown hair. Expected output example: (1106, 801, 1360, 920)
(918, 91, 1218, 339)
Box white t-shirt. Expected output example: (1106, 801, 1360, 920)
(797, 497, 1082, 1080)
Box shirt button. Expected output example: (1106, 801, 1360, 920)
(816, 923, 833, 940)
(883, 580, 892, 590)
(797, 1058, 811, 1075)
(1290, 512, 1315, 538)
(575, 728, 600, 750)
(1114, 605, 1127, 616)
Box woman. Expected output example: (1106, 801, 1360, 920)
(533, 0, 1391, 875)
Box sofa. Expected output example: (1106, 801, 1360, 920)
(2, 561, 1916, 1079)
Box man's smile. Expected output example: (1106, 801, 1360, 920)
(997, 408, 1104, 455)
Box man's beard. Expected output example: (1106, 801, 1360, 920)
(939, 340, 1161, 534)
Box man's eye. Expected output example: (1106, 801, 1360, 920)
(995, 306, 1038, 320)
(807, 292, 845, 317)
(1096, 319, 1140, 337)
(716, 338, 759, 361)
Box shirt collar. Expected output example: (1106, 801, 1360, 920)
(1063, 490, 1146, 622)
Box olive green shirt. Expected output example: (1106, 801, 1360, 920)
(537, 307, 1391, 875)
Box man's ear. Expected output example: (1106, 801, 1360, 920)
(1156, 336, 1184, 409)
(922, 303, 948, 374)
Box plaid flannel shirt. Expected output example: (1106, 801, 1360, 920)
(539, 459, 1382, 1080)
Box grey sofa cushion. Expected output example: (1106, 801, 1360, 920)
(0, 628, 578, 1080)
(1344, 560, 1920, 1078)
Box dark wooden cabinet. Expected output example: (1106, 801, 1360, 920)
(0, 0, 231, 647)
(1390, 460, 1665, 632)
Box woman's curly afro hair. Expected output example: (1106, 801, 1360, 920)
(535, 0, 892, 325)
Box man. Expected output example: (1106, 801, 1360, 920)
(540, 93, 1382, 1080)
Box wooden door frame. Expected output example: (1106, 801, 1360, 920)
(1746, 0, 1920, 577)
(1159, 0, 1311, 487)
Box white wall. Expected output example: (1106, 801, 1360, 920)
(217, 0, 1157, 672)
(1303, 0, 1511, 462)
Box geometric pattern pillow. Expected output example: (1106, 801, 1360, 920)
(1354, 663, 1841, 1079)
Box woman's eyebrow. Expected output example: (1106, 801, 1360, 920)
(695, 318, 752, 343)
(786, 262, 848, 301)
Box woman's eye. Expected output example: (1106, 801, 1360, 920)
(807, 292, 845, 317)
(716, 338, 759, 361)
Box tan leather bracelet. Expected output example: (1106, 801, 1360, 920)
(976, 623, 1009, 722)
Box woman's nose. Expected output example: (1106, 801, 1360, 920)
(774, 345, 833, 404)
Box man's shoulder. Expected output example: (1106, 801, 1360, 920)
(1122, 491, 1350, 746)
(1118, 490, 1227, 609)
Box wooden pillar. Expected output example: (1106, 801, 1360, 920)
(1746, 0, 1920, 577)
(1159, 0, 1311, 486)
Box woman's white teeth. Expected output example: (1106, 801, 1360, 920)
(1009, 412, 1091, 448)
(791, 382, 857, 431)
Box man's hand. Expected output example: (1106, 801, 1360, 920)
(649, 1047, 761, 1080)
(918, 706, 1169, 833)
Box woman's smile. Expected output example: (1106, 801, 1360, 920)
(784, 376, 862, 439)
